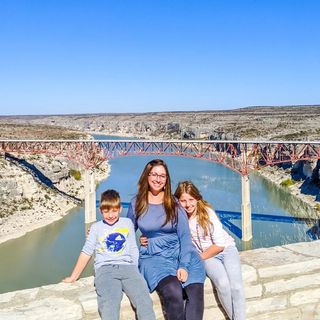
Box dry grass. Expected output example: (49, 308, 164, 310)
(0, 123, 89, 140)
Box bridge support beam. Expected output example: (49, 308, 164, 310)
(241, 175, 252, 241)
(84, 169, 96, 224)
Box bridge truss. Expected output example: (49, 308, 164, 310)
(1, 139, 320, 175)
(1, 139, 319, 241)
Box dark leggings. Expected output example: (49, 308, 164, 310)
(184, 282, 204, 320)
(156, 275, 204, 320)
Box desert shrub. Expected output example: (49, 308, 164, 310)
(280, 178, 296, 187)
(69, 169, 81, 181)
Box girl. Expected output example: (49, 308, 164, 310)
(174, 181, 246, 320)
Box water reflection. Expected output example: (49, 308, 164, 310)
(306, 219, 320, 240)
(217, 209, 320, 247)
(255, 172, 319, 219)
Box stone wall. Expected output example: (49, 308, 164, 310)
(0, 240, 319, 319)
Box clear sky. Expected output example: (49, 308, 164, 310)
(0, 0, 319, 115)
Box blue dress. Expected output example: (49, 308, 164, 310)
(127, 198, 206, 292)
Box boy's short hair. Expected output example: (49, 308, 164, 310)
(100, 189, 121, 211)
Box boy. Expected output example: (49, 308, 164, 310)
(63, 189, 156, 320)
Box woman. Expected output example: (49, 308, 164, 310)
(174, 181, 246, 320)
(127, 159, 206, 320)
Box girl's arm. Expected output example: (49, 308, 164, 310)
(63, 252, 91, 283)
(209, 208, 226, 246)
(200, 208, 225, 260)
(200, 244, 224, 260)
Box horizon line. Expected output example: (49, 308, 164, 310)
(1, 104, 320, 117)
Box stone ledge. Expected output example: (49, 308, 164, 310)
(258, 258, 320, 279)
(264, 273, 320, 295)
(0, 240, 319, 319)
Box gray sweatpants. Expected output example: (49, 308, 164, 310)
(204, 246, 246, 320)
(94, 264, 156, 320)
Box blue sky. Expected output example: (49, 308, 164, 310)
(0, 0, 319, 115)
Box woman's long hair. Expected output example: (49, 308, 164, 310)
(135, 159, 177, 225)
(174, 181, 213, 236)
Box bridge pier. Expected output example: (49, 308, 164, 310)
(84, 169, 96, 223)
(241, 174, 252, 241)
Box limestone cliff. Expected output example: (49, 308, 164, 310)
(0, 153, 109, 244)
(0, 125, 109, 244)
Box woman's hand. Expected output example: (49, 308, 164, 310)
(140, 235, 148, 247)
(177, 268, 188, 282)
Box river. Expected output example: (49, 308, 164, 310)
(0, 136, 318, 294)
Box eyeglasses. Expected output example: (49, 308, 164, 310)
(148, 172, 167, 180)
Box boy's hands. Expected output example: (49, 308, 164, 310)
(140, 235, 148, 246)
(62, 276, 77, 283)
(62, 252, 91, 284)
(177, 268, 188, 282)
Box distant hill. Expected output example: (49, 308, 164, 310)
(1, 105, 320, 141)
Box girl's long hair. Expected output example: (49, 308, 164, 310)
(135, 159, 177, 225)
(174, 181, 213, 236)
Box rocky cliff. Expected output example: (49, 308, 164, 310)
(1, 105, 319, 141)
(0, 126, 109, 244)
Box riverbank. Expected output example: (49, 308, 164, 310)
(258, 166, 320, 219)
(0, 124, 103, 244)
(0, 157, 110, 245)
(1, 240, 319, 319)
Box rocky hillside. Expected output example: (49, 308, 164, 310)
(1, 105, 320, 141)
(0, 153, 109, 244)
(0, 123, 90, 140)
(0, 126, 109, 244)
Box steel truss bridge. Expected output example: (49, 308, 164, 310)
(1, 139, 320, 242)
(1, 139, 320, 175)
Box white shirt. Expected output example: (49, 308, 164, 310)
(188, 207, 235, 252)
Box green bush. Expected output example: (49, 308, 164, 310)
(69, 169, 81, 181)
(280, 178, 296, 187)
